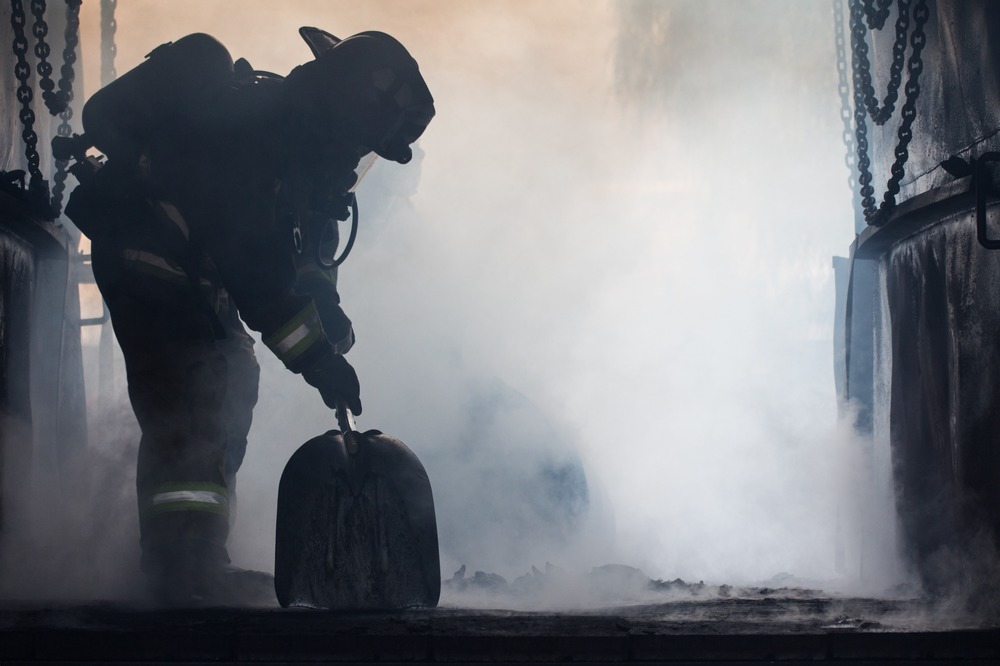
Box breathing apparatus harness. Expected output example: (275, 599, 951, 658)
(243, 58, 363, 272)
(59, 23, 432, 279)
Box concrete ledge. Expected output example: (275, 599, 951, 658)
(0, 599, 997, 664)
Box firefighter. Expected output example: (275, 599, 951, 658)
(64, 28, 434, 605)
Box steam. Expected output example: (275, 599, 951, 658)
(2, 0, 922, 608)
(232, 0, 896, 590)
(0, 398, 143, 601)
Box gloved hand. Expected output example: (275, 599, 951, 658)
(301, 351, 362, 415)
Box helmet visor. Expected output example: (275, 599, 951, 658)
(349, 152, 380, 193)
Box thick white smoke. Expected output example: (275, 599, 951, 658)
(3, 0, 910, 605)
(220, 0, 900, 590)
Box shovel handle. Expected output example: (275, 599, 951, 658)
(335, 398, 360, 455)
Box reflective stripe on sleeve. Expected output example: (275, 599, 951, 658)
(263, 301, 324, 366)
(143, 482, 230, 517)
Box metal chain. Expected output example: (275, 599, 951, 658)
(882, 0, 928, 217)
(850, 0, 876, 222)
(8, 0, 80, 218)
(27, 0, 67, 115)
(850, 0, 929, 226)
(853, 0, 911, 126)
(101, 0, 117, 86)
(833, 0, 861, 225)
(9, 0, 53, 215)
(54, 0, 79, 111)
(51, 0, 82, 216)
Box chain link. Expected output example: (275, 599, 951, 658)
(863, 0, 894, 29)
(8, 0, 82, 219)
(833, 0, 861, 225)
(882, 0, 928, 215)
(57, 0, 78, 106)
(101, 0, 117, 86)
(10, 0, 52, 215)
(28, 0, 64, 115)
(853, 0, 911, 127)
(51, 0, 82, 215)
(849, 0, 929, 226)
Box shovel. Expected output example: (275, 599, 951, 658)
(274, 399, 441, 609)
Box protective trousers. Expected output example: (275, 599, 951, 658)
(90, 198, 260, 581)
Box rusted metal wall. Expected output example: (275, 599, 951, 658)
(0, 230, 34, 531)
(883, 214, 1000, 587)
(848, 0, 1000, 590)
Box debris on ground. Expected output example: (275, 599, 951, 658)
(441, 562, 824, 609)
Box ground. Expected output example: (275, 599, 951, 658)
(1, 591, 998, 664)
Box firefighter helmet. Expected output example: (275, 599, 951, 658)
(284, 27, 435, 164)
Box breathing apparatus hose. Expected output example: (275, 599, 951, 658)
(316, 192, 358, 269)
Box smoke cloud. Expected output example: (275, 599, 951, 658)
(3, 1, 914, 607)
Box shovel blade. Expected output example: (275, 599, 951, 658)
(274, 429, 440, 609)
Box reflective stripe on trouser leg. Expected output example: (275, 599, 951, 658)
(122, 249, 218, 291)
(123, 249, 191, 285)
(142, 482, 230, 519)
(263, 301, 324, 366)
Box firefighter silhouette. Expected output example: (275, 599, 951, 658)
(64, 28, 434, 605)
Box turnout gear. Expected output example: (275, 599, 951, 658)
(77, 184, 261, 580)
(64, 27, 433, 605)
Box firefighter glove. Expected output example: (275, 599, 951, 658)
(301, 351, 362, 415)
